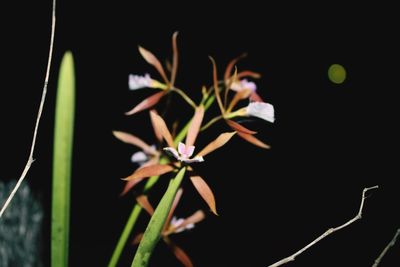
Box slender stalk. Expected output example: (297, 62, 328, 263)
(268, 186, 379, 267)
(372, 228, 400, 267)
(170, 88, 196, 109)
(131, 167, 187, 267)
(201, 115, 223, 131)
(0, 0, 56, 218)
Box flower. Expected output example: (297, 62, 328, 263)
(230, 79, 257, 92)
(163, 143, 204, 164)
(131, 144, 157, 165)
(170, 216, 195, 233)
(128, 73, 166, 90)
(246, 102, 275, 123)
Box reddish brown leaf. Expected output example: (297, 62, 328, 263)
(112, 131, 156, 155)
(123, 164, 174, 181)
(209, 56, 225, 114)
(190, 176, 217, 215)
(125, 91, 166, 116)
(227, 89, 252, 112)
(175, 210, 205, 232)
(237, 70, 261, 79)
(138, 46, 169, 84)
(136, 195, 154, 215)
(185, 106, 204, 147)
(170, 31, 179, 87)
(237, 131, 270, 149)
(164, 237, 194, 267)
(224, 53, 247, 81)
(197, 132, 236, 157)
(149, 110, 174, 147)
(226, 120, 257, 134)
(132, 233, 144, 245)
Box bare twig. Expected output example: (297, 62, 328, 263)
(372, 228, 400, 267)
(268, 186, 379, 267)
(0, 0, 56, 218)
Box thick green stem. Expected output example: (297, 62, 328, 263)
(131, 167, 187, 267)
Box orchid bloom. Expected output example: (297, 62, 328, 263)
(128, 73, 167, 90)
(230, 79, 257, 92)
(134, 190, 205, 267)
(163, 143, 204, 163)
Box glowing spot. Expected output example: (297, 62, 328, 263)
(328, 64, 346, 84)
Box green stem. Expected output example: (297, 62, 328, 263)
(201, 115, 223, 131)
(131, 167, 187, 267)
(170, 88, 197, 109)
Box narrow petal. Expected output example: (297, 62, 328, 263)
(164, 237, 194, 267)
(132, 233, 144, 245)
(190, 176, 218, 215)
(164, 147, 180, 160)
(149, 110, 175, 147)
(226, 120, 257, 135)
(164, 188, 184, 232)
(136, 195, 154, 215)
(246, 102, 275, 123)
(125, 91, 166, 116)
(224, 53, 247, 81)
(113, 131, 157, 155)
(178, 142, 186, 155)
(250, 91, 263, 102)
(185, 146, 195, 158)
(170, 31, 179, 87)
(123, 164, 174, 181)
(197, 132, 236, 157)
(227, 89, 252, 112)
(209, 56, 225, 114)
(186, 105, 204, 147)
(174, 210, 205, 233)
(237, 70, 261, 79)
(120, 159, 159, 196)
(138, 46, 169, 84)
(237, 132, 270, 149)
(148, 109, 163, 142)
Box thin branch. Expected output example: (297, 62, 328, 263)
(0, 0, 56, 218)
(372, 228, 400, 267)
(268, 186, 379, 267)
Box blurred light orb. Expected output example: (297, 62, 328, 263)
(328, 64, 346, 84)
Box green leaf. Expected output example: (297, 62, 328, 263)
(51, 51, 75, 267)
(131, 167, 187, 267)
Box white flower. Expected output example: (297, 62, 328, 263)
(163, 142, 204, 163)
(170, 217, 195, 233)
(128, 73, 154, 90)
(246, 102, 275, 123)
(131, 151, 149, 165)
(230, 79, 257, 92)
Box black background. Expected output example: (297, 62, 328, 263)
(1, 1, 398, 266)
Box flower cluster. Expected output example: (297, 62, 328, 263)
(113, 32, 274, 266)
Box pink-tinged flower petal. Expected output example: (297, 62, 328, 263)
(190, 176, 218, 215)
(125, 91, 166, 116)
(129, 74, 153, 90)
(138, 46, 169, 84)
(230, 79, 257, 92)
(163, 147, 180, 160)
(164, 237, 194, 267)
(226, 120, 257, 135)
(237, 131, 271, 149)
(185, 105, 204, 147)
(181, 156, 204, 164)
(136, 195, 154, 215)
(131, 151, 148, 164)
(246, 102, 275, 123)
(149, 110, 175, 147)
(178, 142, 186, 155)
(112, 131, 156, 155)
(185, 145, 195, 158)
(197, 132, 236, 157)
(122, 164, 174, 181)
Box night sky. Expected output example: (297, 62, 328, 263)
(1, 1, 398, 266)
